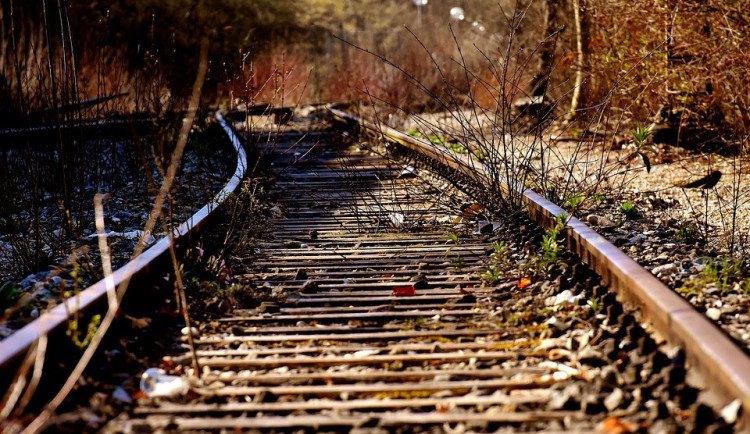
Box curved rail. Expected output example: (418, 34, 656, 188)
(328, 105, 750, 424)
(0, 111, 247, 372)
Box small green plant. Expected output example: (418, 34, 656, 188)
(490, 241, 509, 263)
(621, 200, 639, 219)
(587, 297, 601, 311)
(676, 223, 701, 244)
(563, 194, 586, 211)
(405, 129, 446, 147)
(631, 125, 653, 147)
(444, 231, 460, 257)
(703, 256, 744, 292)
(67, 313, 102, 349)
(445, 142, 467, 153)
(507, 313, 521, 327)
(677, 280, 702, 295)
(524, 213, 569, 273)
(0, 281, 21, 312)
(481, 264, 502, 284)
(451, 254, 466, 269)
(471, 150, 487, 162)
(627, 124, 655, 172)
(542, 213, 569, 268)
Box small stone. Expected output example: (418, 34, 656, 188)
(181, 327, 199, 337)
(604, 388, 624, 411)
(720, 399, 742, 424)
(294, 269, 307, 280)
(706, 307, 722, 321)
(652, 263, 677, 276)
(300, 280, 319, 294)
(548, 384, 581, 410)
(587, 214, 617, 228)
(553, 290, 573, 306)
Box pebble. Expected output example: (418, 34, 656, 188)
(705, 307, 722, 321)
(181, 326, 199, 337)
(586, 214, 617, 228)
(605, 389, 626, 412)
(651, 263, 677, 276)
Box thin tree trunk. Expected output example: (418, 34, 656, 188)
(529, 0, 561, 97)
(568, 0, 589, 118)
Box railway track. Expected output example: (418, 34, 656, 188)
(1, 109, 749, 432)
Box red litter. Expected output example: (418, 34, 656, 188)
(393, 285, 416, 296)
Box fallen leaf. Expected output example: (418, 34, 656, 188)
(518, 277, 532, 289)
(459, 203, 484, 222)
(599, 416, 636, 433)
(128, 316, 152, 329)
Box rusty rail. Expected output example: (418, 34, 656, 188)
(328, 105, 750, 426)
(0, 111, 247, 373)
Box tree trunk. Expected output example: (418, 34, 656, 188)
(568, 0, 589, 118)
(529, 0, 561, 97)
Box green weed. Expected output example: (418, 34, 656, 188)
(621, 200, 639, 219)
(481, 264, 502, 284)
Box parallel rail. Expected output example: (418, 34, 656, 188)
(0, 112, 247, 374)
(328, 105, 750, 427)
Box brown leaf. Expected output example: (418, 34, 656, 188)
(129, 316, 152, 329)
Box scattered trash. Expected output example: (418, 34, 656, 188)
(393, 285, 416, 296)
(389, 212, 405, 227)
(353, 349, 378, 358)
(398, 166, 417, 178)
(474, 220, 501, 235)
(85, 230, 154, 243)
(111, 386, 133, 404)
(139, 368, 190, 398)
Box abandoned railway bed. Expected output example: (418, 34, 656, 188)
(1, 109, 749, 432)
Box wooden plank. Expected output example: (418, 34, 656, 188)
(195, 378, 556, 397)
(197, 368, 549, 384)
(195, 328, 507, 344)
(218, 309, 480, 323)
(135, 394, 548, 415)
(194, 351, 519, 368)
(190, 341, 534, 359)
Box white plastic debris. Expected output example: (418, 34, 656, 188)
(398, 166, 417, 178)
(553, 290, 572, 306)
(85, 230, 154, 243)
(389, 213, 405, 227)
(353, 349, 378, 358)
(139, 368, 190, 398)
(111, 386, 133, 404)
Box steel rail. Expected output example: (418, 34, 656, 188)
(328, 105, 750, 427)
(0, 111, 247, 373)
